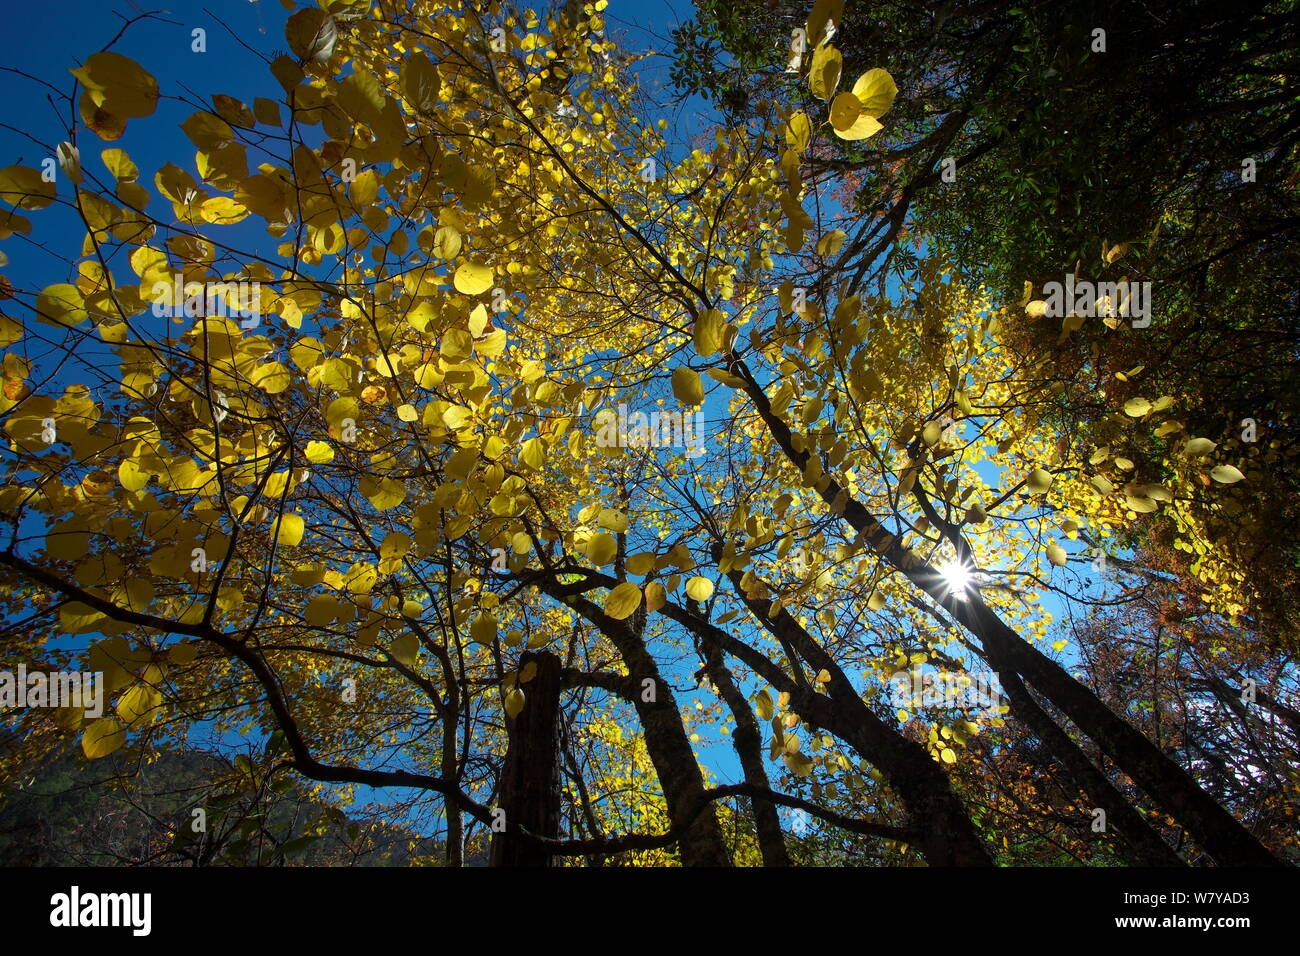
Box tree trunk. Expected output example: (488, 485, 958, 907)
(491, 650, 563, 866)
(701, 642, 791, 866)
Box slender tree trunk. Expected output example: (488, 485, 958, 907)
(662, 572, 991, 865)
(444, 797, 463, 867)
(613, 630, 734, 866)
(701, 642, 791, 866)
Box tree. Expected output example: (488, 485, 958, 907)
(674, 0, 1300, 639)
(0, 0, 1289, 866)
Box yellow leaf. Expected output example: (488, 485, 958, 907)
(380, 530, 410, 560)
(36, 284, 87, 327)
(505, 687, 525, 719)
(805, 0, 844, 46)
(692, 308, 726, 357)
(518, 437, 546, 471)
(304, 440, 335, 463)
(816, 228, 847, 256)
(350, 168, 379, 206)
(785, 111, 812, 152)
(251, 361, 292, 394)
(200, 196, 249, 224)
(671, 366, 705, 405)
(1025, 468, 1054, 494)
(833, 111, 883, 141)
(685, 576, 714, 601)
(809, 44, 842, 101)
(101, 148, 138, 182)
(117, 683, 162, 726)
(117, 457, 150, 493)
(755, 689, 774, 720)
(305, 595, 338, 626)
(604, 582, 642, 620)
(361, 476, 405, 510)
(390, 634, 419, 665)
(474, 328, 507, 357)
(440, 328, 473, 362)
(82, 718, 126, 759)
(432, 225, 462, 259)
(828, 92, 861, 131)
(586, 532, 617, 567)
(442, 405, 472, 431)
(598, 508, 628, 532)
(1123, 397, 1151, 417)
(444, 445, 477, 481)
(644, 580, 666, 612)
(468, 303, 489, 337)
(0, 315, 23, 347)
(70, 52, 159, 119)
(401, 52, 441, 112)
(1046, 543, 1067, 567)
(0, 165, 56, 210)
(471, 613, 498, 644)
(1209, 464, 1245, 484)
(285, 7, 337, 61)
(454, 261, 494, 295)
(784, 751, 814, 777)
(851, 68, 898, 117)
(626, 552, 655, 575)
(272, 514, 305, 547)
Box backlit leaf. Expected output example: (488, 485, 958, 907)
(671, 366, 705, 405)
(604, 582, 642, 620)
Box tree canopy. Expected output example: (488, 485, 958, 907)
(0, 0, 1295, 867)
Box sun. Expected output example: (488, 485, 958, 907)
(938, 558, 975, 600)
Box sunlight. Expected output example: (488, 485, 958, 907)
(938, 559, 974, 600)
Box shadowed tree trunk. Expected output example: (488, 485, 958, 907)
(491, 649, 563, 866)
(700, 641, 791, 866)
